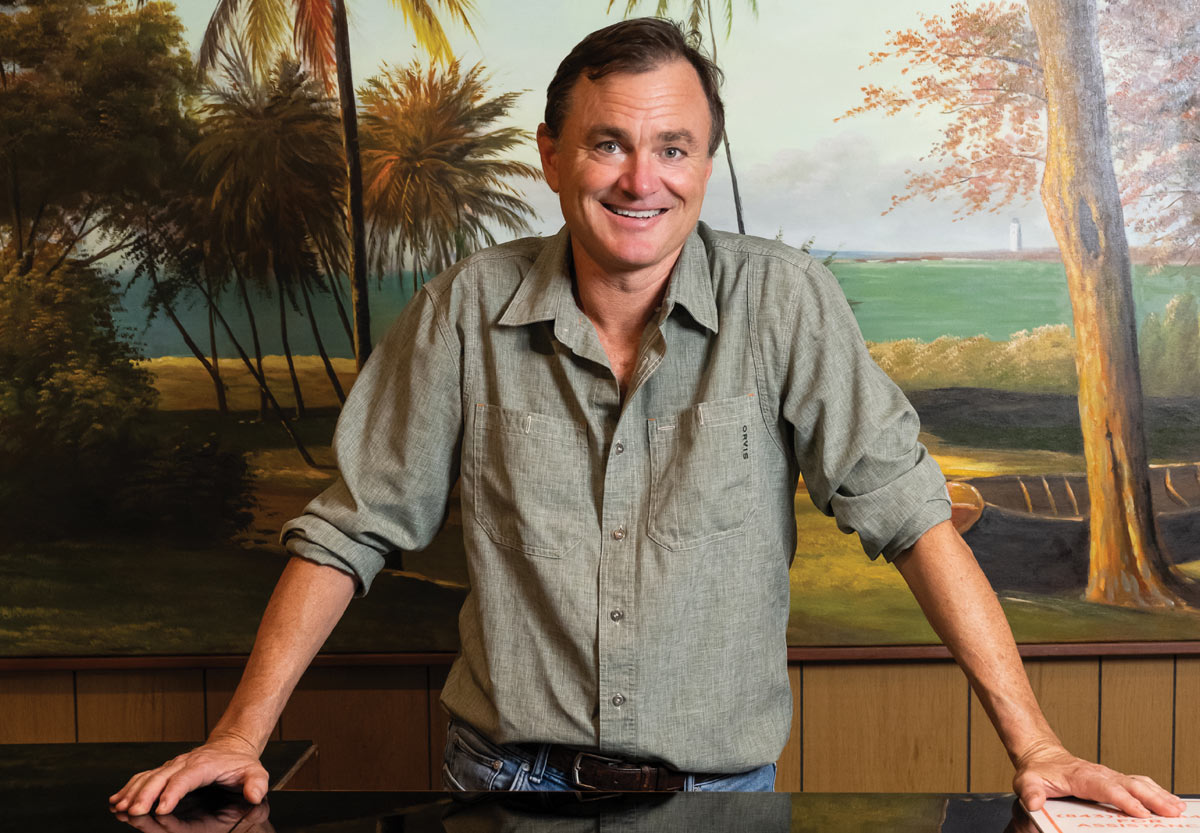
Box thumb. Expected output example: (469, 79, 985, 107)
(244, 771, 269, 804)
(1022, 783, 1048, 813)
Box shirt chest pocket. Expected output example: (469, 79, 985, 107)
(472, 404, 589, 558)
(646, 394, 756, 551)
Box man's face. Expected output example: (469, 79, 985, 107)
(537, 59, 714, 281)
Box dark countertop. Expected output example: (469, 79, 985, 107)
(0, 740, 313, 830)
(0, 742, 1146, 833)
(234, 791, 1032, 833)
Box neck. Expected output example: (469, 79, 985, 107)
(570, 244, 679, 337)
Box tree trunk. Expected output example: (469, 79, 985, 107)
(315, 243, 355, 350)
(705, 0, 746, 234)
(272, 250, 307, 419)
(143, 258, 222, 401)
(721, 129, 746, 235)
(8, 160, 23, 264)
(231, 258, 268, 419)
(187, 273, 323, 470)
(1027, 0, 1196, 608)
(332, 0, 372, 370)
(205, 268, 228, 415)
(299, 272, 346, 405)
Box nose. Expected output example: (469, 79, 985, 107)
(617, 150, 659, 199)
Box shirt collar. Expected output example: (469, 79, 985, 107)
(498, 223, 719, 334)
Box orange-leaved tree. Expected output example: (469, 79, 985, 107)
(838, 1, 1043, 217)
(841, 0, 1198, 608)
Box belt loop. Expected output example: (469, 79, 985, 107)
(528, 743, 551, 784)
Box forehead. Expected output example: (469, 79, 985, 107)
(561, 60, 711, 135)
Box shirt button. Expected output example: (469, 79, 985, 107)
(614, 441, 625, 455)
(611, 693, 626, 707)
(611, 526, 626, 541)
(610, 609, 624, 622)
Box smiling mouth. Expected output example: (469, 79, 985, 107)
(604, 204, 668, 219)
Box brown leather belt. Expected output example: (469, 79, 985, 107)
(540, 745, 691, 791)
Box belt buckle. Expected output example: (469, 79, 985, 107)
(571, 750, 633, 790)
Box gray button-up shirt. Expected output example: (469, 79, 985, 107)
(282, 222, 950, 773)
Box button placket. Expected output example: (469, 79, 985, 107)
(596, 409, 638, 751)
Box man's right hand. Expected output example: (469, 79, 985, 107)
(109, 736, 268, 816)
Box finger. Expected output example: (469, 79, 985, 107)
(113, 770, 157, 812)
(1125, 776, 1186, 817)
(127, 768, 181, 816)
(1016, 779, 1047, 813)
(111, 769, 153, 806)
(243, 768, 270, 804)
(1097, 784, 1149, 819)
(155, 767, 213, 815)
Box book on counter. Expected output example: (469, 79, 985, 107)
(1029, 798, 1200, 831)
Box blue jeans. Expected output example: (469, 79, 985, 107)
(442, 719, 776, 792)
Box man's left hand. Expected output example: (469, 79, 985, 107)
(1013, 741, 1186, 819)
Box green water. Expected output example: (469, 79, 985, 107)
(831, 258, 1200, 342)
(113, 259, 1200, 357)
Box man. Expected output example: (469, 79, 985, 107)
(112, 17, 1184, 812)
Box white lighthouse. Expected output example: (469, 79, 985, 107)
(1009, 217, 1023, 252)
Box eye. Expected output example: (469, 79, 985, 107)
(663, 147, 685, 160)
(597, 140, 621, 154)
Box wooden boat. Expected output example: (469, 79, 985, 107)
(946, 464, 1200, 594)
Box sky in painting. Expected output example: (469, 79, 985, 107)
(171, 0, 1056, 253)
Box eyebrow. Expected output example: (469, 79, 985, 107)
(585, 126, 701, 148)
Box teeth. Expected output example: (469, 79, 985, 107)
(609, 207, 664, 218)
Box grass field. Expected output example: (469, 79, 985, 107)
(0, 540, 462, 656)
(5, 353, 1200, 657)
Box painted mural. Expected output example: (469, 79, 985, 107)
(3, 0, 1200, 657)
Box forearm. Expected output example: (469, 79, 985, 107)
(209, 556, 357, 754)
(893, 520, 1062, 763)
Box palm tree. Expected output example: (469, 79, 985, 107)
(197, 0, 478, 370)
(191, 52, 351, 414)
(358, 61, 542, 286)
(609, 0, 758, 233)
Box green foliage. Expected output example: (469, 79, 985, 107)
(190, 53, 348, 285)
(0, 251, 253, 541)
(869, 325, 1079, 393)
(1139, 293, 1200, 397)
(0, 0, 197, 263)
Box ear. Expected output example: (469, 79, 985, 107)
(536, 124, 561, 194)
(703, 153, 714, 185)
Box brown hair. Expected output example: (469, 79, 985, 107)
(544, 17, 726, 156)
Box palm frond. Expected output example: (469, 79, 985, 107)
(389, 0, 475, 64)
(293, 0, 336, 90)
(198, 0, 244, 77)
(243, 0, 290, 78)
(359, 59, 540, 279)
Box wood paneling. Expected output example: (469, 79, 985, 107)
(7, 655, 1197, 794)
(203, 668, 282, 742)
(1174, 657, 1200, 793)
(427, 664, 450, 789)
(1100, 657, 1175, 789)
(0, 670, 75, 742)
(969, 658, 1100, 792)
(278, 666, 429, 790)
(75, 670, 204, 742)
(775, 663, 803, 792)
(802, 661, 968, 792)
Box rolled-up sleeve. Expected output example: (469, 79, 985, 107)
(281, 284, 463, 594)
(777, 261, 950, 560)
